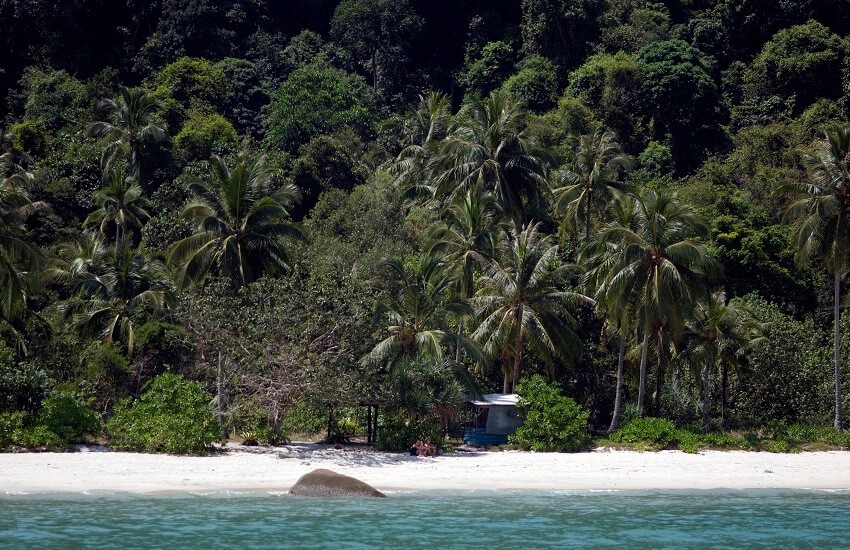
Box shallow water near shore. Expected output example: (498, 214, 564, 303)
(2, 489, 850, 548)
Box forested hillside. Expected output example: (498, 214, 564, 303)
(3, 0, 850, 452)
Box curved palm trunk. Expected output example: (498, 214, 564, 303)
(608, 330, 627, 434)
(585, 194, 592, 242)
(721, 361, 729, 428)
(702, 348, 715, 433)
(654, 338, 666, 416)
(637, 327, 650, 416)
(455, 318, 464, 363)
(511, 321, 525, 393)
(834, 271, 844, 430)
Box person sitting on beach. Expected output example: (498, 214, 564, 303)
(424, 438, 437, 457)
(411, 440, 424, 456)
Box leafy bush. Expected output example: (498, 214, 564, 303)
(609, 417, 680, 449)
(700, 431, 741, 449)
(38, 391, 101, 443)
(280, 402, 327, 437)
(106, 373, 221, 455)
(264, 62, 377, 154)
(6, 119, 49, 156)
(154, 57, 230, 109)
(0, 342, 55, 414)
(80, 341, 132, 411)
(376, 410, 442, 452)
(173, 110, 238, 161)
(459, 40, 515, 98)
(14, 425, 66, 450)
(676, 430, 701, 454)
(509, 375, 590, 452)
(0, 412, 25, 450)
(501, 55, 558, 112)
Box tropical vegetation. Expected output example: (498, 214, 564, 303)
(2, 1, 850, 453)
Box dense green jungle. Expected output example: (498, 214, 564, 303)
(3, 0, 850, 454)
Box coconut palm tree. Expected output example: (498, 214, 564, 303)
(683, 291, 763, 432)
(89, 86, 169, 179)
(51, 233, 173, 354)
(597, 190, 718, 415)
(581, 196, 640, 433)
(0, 169, 45, 331)
(787, 125, 850, 430)
(435, 90, 552, 225)
(392, 91, 452, 202)
(363, 256, 485, 367)
(554, 127, 632, 242)
(168, 152, 305, 289)
(428, 189, 501, 361)
(84, 164, 151, 247)
(473, 223, 592, 393)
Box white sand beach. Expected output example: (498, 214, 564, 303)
(2, 444, 850, 494)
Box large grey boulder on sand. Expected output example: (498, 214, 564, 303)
(289, 469, 386, 497)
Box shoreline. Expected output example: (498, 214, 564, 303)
(3, 444, 850, 495)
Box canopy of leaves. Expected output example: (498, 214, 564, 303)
(264, 63, 377, 154)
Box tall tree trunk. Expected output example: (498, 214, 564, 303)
(702, 348, 714, 433)
(512, 322, 525, 393)
(217, 350, 228, 440)
(654, 336, 665, 416)
(585, 192, 592, 242)
(115, 222, 121, 248)
(721, 361, 729, 428)
(502, 368, 510, 394)
(455, 318, 464, 363)
(608, 330, 627, 434)
(372, 50, 379, 92)
(637, 327, 650, 416)
(834, 270, 844, 430)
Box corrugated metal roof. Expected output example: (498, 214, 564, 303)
(470, 393, 520, 406)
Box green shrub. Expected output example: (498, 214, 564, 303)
(280, 402, 327, 436)
(0, 346, 53, 414)
(610, 417, 680, 449)
(376, 410, 442, 452)
(501, 55, 559, 112)
(677, 431, 701, 454)
(38, 391, 101, 443)
(15, 425, 66, 450)
(173, 110, 238, 161)
(761, 438, 798, 453)
(6, 120, 49, 156)
(509, 375, 590, 452)
(106, 373, 221, 455)
(0, 412, 25, 450)
(700, 431, 741, 449)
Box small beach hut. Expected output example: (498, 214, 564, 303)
(463, 394, 523, 445)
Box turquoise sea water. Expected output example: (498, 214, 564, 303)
(2, 489, 849, 548)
